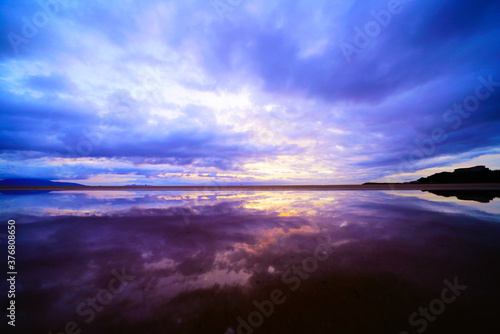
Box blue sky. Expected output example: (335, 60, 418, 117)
(1, 0, 499, 185)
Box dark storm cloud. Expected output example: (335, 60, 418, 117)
(204, 0, 500, 104)
(24, 74, 76, 93)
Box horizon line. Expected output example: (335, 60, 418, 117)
(1, 184, 499, 192)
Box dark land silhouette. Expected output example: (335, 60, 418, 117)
(364, 166, 500, 185)
(416, 166, 500, 184)
(0, 178, 84, 187)
(363, 166, 500, 202)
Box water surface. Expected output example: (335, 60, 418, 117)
(1, 190, 499, 333)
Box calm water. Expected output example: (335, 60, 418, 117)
(1, 190, 500, 333)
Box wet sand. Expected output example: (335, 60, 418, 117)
(1, 183, 499, 191)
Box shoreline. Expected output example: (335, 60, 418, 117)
(1, 183, 500, 191)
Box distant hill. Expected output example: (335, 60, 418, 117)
(416, 166, 500, 184)
(0, 178, 85, 186)
(364, 166, 500, 185)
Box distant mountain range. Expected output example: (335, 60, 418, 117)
(0, 178, 85, 187)
(364, 166, 500, 185)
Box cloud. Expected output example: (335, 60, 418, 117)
(0, 0, 499, 184)
(24, 73, 76, 93)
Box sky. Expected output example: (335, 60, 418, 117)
(0, 0, 499, 185)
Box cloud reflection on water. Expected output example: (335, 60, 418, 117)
(2, 190, 500, 333)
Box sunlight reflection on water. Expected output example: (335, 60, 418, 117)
(1, 190, 499, 333)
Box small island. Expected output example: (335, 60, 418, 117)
(415, 166, 500, 184)
(364, 166, 500, 185)
(364, 166, 500, 203)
